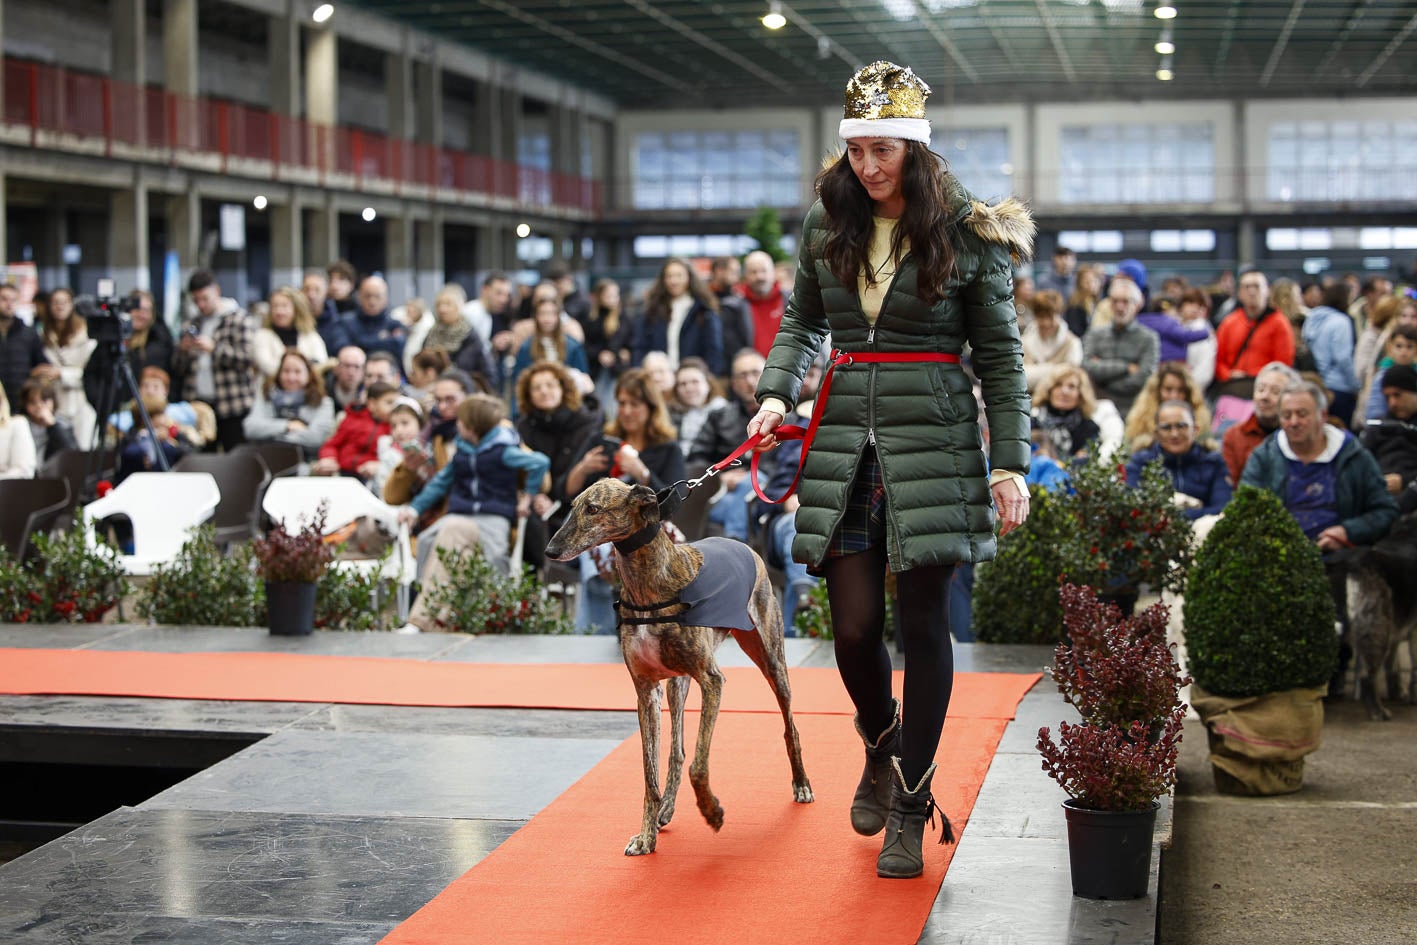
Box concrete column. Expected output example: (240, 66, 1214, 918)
(305, 28, 338, 125)
(307, 200, 339, 268)
(386, 40, 415, 140)
(305, 25, 338, 173)
(501, 88, 522, 166)
(473, 79, 501, 158)
(0, 1, 6, 113)
(111, 0, 147, 148)
(163, 0, 199, 151)
(166, 187, 201, 272)
(269, 1, 300, 117)
(416, 58, 442, 148)
(415, 213, 444, 300)
(0, 172, 7, 279)
(162, 0, 198, 96)
(109, 181, 150, 292)
(112, 0, 145, 86)
(386, 215, 416, 304)
(270, 202, 302, 289)
(1237, 218, 1257, 268)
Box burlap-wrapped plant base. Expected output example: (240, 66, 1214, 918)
(1190, 685, 1327, 796)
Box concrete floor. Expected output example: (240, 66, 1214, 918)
(0, 625, 1168, 945)
(1159, 699, 1417, 945)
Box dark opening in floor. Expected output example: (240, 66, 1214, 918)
(0, 729, 262, 865)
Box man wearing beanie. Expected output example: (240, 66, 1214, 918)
(1361, 363, 1417, 506)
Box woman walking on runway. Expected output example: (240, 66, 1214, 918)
(748, 61, 1033, 879)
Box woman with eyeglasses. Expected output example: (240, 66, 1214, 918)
(1124, 399, 1231, 520)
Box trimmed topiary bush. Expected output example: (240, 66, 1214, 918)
(974, 487, 1072, 644)
(1183, 486, 1337, 696)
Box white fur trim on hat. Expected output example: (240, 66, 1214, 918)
(838, 117, 931, 145)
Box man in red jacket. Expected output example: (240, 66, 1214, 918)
(312, 381, 397, 481)
(1214, 270, 1295, 397)
(740, 250, 788, 358)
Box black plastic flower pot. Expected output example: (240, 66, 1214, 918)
(265, 580, 317, 636)
(1062, 799, 1159, 900)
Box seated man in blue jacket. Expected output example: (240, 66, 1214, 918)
(1125, 400, 1231, 519)
(1241, 379, 1400, 697)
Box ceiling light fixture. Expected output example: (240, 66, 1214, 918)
(361, 207, 376, 222)
(1154, 4, 1177, 19)
(1156, 53, 1174, 81)
(1155, 27, 1175, 55)
(252, 195, 268, 211)
(516, 223, 532, 238)
(312, 3, 334, 23)
(762, 1, 787, 30)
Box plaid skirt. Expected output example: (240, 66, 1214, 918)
(810, 446, 886, 573)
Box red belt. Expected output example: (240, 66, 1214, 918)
(700, 349, 961, 506)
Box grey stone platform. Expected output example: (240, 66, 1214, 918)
(0, 625, 1167, 944)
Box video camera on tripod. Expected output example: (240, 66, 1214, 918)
(75, 278, 140, 347)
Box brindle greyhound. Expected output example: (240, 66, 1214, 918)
(545, 478, 813, 855)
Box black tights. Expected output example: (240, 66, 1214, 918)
(824, 544, 955, 786)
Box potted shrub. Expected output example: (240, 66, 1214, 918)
(1059, 448, 1194, 616)
(973, 486, 1071, 644)
(253, 506, 333, 636)
(1182, 486, 1335, 796)
(1038, 584, 1188, 900)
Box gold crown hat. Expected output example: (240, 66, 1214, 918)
(839, 61, 932, 145)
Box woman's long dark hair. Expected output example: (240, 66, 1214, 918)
(816, 141, 958, 306)
(642, 257, 718, 324)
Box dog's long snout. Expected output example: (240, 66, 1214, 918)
(544, 518, 579, 561)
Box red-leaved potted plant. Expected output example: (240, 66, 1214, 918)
(252, 505, 333, 636)
(1037, 583, 1189, 900)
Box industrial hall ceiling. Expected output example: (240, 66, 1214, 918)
(347, 0, 1417, 108)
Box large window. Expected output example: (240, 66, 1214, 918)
(1267, 120, 1417, 202)
(940, 127, 1012, 199)
(1058, 123, 1214, 204)
(633, 130, 801, 210)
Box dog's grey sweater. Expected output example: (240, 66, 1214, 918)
(676, 537, 759, 632)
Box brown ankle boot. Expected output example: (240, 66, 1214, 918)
(850, 699, 901, 836)
(877, 758, 955, 879)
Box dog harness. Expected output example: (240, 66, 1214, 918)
(613, 537, 759, 632)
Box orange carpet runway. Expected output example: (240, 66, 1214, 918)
(2, 646, 1038, 944)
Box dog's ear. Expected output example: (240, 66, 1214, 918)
(630, 484, 660, 519)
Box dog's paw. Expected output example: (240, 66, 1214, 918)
(657, 799, 677, 827)
(624, 833, 657, 856)
(793, 782, 814, 804)
(700, 799, 725, 832)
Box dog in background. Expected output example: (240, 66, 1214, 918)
(545, 479, 813, 855)
(1333, 513, 1417, 721)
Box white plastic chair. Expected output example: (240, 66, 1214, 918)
(80, 472, 221, 575)
(261, 477, 414, 620)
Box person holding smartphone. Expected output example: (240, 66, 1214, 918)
(561, 368, 686, 633)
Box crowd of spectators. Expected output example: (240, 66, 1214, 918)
(4, 246, 1414, 652)
(1030, 247, 1413, 696)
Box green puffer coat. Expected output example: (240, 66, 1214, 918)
(757, 184, 1034, 573)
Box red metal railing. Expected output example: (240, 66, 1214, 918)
(1, 57, 601, 215)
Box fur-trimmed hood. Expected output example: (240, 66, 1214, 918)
(962, 197, 1035, 262)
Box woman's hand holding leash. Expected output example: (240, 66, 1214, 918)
(991, 478, 1030, 537)
(748, 407, 785, 452)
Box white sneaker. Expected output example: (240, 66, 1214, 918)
(393, 623, 422, 635)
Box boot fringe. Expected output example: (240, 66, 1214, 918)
(890, 757, 957, 847)
(854, 698, 901, 750)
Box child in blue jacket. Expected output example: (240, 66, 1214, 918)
(396, 394, 550, 634)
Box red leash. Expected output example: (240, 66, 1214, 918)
(693, 349, 961, 507)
